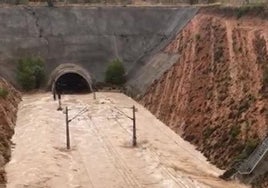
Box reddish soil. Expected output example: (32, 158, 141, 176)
(0, 78, 21, 186)
(140, 7, 268, 174)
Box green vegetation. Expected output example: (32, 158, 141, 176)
(219, 168, 237, 180)
(195, 33, 201, 41)
(17, 57, 45, 91)
(0, 87, 8, 99)
(234, 138, 260, 162)
(244, 138, 260, 154)
(230, 125, 241, 138)
(105, 59, 126, 86)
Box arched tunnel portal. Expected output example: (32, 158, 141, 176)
(48, 64, 93, 94)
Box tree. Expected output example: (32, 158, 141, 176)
(105, 59, 126, 86)
(17, 57, 46, 91)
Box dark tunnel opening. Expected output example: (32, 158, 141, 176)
(55, 73, 91, 94)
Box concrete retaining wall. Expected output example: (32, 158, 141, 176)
(0, 6, 197, 92)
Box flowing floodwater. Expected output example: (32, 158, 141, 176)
(5, 93, 248, 188)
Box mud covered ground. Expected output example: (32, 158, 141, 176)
(5, 92, 247, 188)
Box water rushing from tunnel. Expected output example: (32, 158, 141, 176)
(5, 92, 248, 188)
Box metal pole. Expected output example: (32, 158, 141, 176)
(66, 107, 70, 150)
(52, 83, 56, 101)
(53, 90, 56, 101)
(90, 84, 96, 100)
(93, 91, 96, 100)
(57, 93, 62, 111)
(132, 105, 137, 147)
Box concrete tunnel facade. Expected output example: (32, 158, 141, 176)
(48, 63, 93, 93)
(0, 6, 198, 94)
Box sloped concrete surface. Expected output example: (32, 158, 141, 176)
(126, 53, 180, 96)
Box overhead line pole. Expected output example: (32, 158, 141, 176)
(110, 104, 138, 147)
(65, 106, 70, 150)
(132, 105, 137, 147)
(64, 106, 88, 150)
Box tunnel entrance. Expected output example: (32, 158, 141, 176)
(55, 73, 91, 94)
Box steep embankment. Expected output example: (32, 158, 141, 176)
(0, 78, 20, 185)
(140, 7, 268, 171)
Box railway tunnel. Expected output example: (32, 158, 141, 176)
(48, 64, 93, 94)
(55, 73, 91, 93)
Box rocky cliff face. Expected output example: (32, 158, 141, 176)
(140, 7, 268, 171)
(0, 78, 21, 185)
